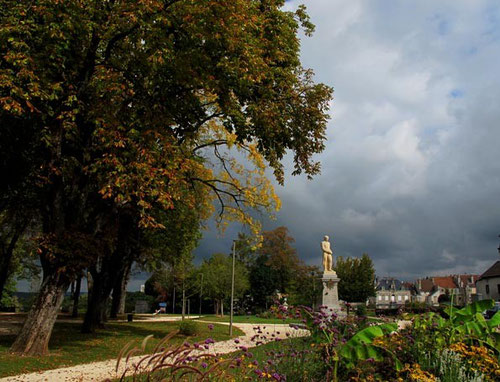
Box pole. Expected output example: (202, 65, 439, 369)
(229, 240, 236, 336)
(199, 273, 204, 316)
(172, 286, 175, 314)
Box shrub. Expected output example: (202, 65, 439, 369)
(355, 304, 367, 317)
(178, 320, 199, 336)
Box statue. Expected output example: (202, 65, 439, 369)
(321, 235, 334, 274)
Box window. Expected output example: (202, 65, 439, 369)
(486, 284, 490, 294)
(378, 295, 382, 301)
(404, 295, 409, 301)
(391, 295, 395, 302)
(497, 284, 500, 294)
(385, 296, 389, 301)
(397, 295, 402, 301)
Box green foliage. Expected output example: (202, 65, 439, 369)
(178, 320, 199, 336)
(335, 254, 376, 302)
(355, 304, 367, 317)
(0, 278, 19, 310)
(234, 233, 258, 269)
(249, 226, 316, 310)
(200, 253, 249, 314)
(339, 323, 402, 371)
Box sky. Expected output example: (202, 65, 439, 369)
(193, 0, 500, 282)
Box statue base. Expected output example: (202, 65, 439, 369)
(321, 272, 344, 316)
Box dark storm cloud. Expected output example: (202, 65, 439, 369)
(194, 0, 500, 280)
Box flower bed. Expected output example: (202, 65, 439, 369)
(117, 300, 500, 381)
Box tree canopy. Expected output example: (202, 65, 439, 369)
(335, 254, 376, 303)
(0, 0, 332, 355)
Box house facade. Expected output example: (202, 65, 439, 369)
(374, 278, 411, 309)
(476, 261, 500, 301)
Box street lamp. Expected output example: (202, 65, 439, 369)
(497, 235, 500, 256)
(311, 270, 316, 310)
(199, 273, 204, 316)
(229, 240, 236, 336)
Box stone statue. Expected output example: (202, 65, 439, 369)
(321, 235, 334, 274)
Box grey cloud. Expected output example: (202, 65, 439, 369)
(194, 0, 500, 280)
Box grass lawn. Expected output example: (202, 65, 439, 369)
(0, 320, 242, 378)
(198, 315, 300, 324)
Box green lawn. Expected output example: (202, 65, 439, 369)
(198, 315, 300, 324)
(0, 320, 242, 378)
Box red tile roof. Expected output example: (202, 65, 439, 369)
(432, 276, 457, 289)
(419, 278, 434, 293)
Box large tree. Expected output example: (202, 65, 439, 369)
(1, 0, 331, 355)
(334, 254, 376, 303)
(200, 253, 249, 316)
(248, 226, 305, 309)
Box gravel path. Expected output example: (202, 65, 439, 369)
(0, 322, 309, 382)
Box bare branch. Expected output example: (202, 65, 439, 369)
(192, 139, 228, 153)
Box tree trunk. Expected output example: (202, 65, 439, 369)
(71, 276, 82, 318)
(82, 267, 113, 333)
(10, 271, 70, 355)
(221, 299, 224, 316)
(82, 213, 136, 332)
(110, 262, 131, 318)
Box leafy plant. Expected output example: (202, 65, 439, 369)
(178, 320, 199, 337)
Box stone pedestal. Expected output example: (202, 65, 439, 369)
(321, 272, 343, 315)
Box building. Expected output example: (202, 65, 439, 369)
(414, 275, 478, 306)
(374, 277, 412, 309)
(455, 274, 479, 305)
(476, 261, 500, 301)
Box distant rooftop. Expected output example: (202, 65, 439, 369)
(479, 261, 500, 280)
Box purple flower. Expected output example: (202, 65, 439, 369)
(201, 362, 208, 369)
(272, 372, 282, 381)
(240, 345, 248, 351)
(208, 324, 214, 331)
(254, 369, 263, 377)
(205, 338, 215, 344)
(234, 338, 240, 344)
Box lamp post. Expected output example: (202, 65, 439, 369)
(199, 273, 204, 316)
(229, 240, 236, 336)
(311, 270, 316, 310)
(497, 235, 500, 256)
